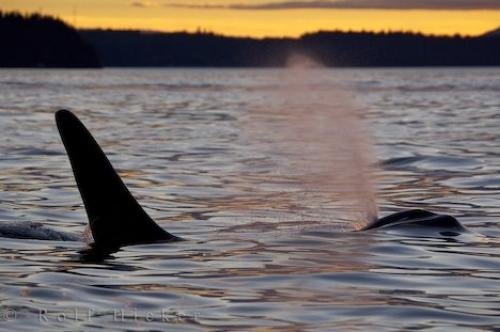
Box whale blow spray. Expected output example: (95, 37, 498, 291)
(245, 55, 379, 229)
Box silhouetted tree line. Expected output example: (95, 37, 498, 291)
(0, 11, 100, 67)
(82, 29, 499, 67)
(81, 30, 293, 67)
(299, 30, 500, 66)
(1, 10, 498, 67)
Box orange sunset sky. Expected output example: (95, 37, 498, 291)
(1, 0, 499, 37)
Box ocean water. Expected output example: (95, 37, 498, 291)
(0, 68, 499, 331)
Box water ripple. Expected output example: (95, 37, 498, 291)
(0, 68, 499, 330)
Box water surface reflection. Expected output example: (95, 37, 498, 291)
(0, 68, 499, 330)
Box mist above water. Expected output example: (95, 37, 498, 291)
(244, 57, 379, 229)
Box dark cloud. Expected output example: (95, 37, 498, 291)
(165, 0, 500, 10)
(131, 1, 150, 7)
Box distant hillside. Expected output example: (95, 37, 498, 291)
(300, 31, 500, 67)
(80, 30, 292, 67)
(482, 27, 500, 38)
(1, 10, 498, 68)
(0, 11, 100, 68)
(82, 29, 499, 67)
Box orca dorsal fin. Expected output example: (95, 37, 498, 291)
(56, 110, 179, 253)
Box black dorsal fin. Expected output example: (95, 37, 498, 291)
(56, 110, 179, 252)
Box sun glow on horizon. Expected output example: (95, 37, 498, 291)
(1, 0, 499, 37)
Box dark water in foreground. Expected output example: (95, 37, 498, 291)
(0, 68, 499, 331)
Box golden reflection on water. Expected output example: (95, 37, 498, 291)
(0, 69, 499, 330)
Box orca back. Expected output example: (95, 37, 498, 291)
(362, 209, 468, 235)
